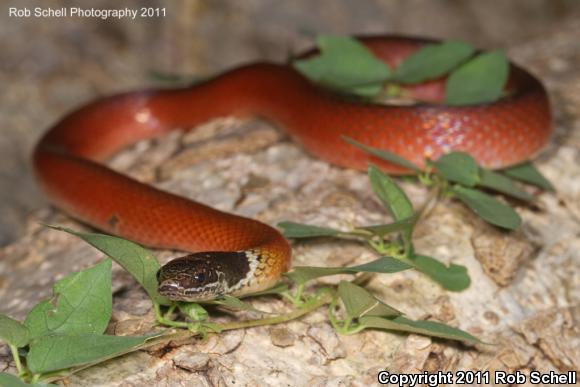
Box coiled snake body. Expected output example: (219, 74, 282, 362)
(33, 36, 552, 301)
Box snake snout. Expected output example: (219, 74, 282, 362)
(158, 281, 181, 296)
(156, 252, 235, 301)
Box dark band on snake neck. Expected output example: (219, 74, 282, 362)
(157, 250, 263, 301)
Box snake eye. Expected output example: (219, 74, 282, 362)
(194, 272, 205, 283)
(156, 269, 162, 282)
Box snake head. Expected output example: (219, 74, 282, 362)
(156, 251, 251, 302)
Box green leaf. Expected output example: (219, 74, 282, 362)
(0, 373, 28, 387)
(26, 333, 159, 374)
(343, 136, 421, 172)
(0, 373, 56, 387)
(212, 296, 251, 311)
(357, 215, 417, 237)
(349, 84, 384, 97)
(0, 373, 57, 387)
(285, 267, 350, 285)
(293, 36, 391, 97)
(478, 169, 534, 201)
(445, 51, 509, 105)
(368, 165, 414, 221)
(212, 295, 270, 314)
(277, 222, 341, 239)
(243, 282, 289, 297)
(359, 315, 481, 344)
(177, 302, 209, 321)
(452, 186, 521, 230)
(24, 259, 112, 340)
(49, 226, 169, 305)
(412, 255, 470, 291)
(368, 165, 415, 252)
(432, 152, 480, 187)
(287, 256, 412, 285)
(338, 281, 401, 319)
(394, 41, 475, 84)
(500, 162, 554, 191)
(0, 315, 29, 347)
(350, 257, 413, 273)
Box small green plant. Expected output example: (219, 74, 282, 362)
(280, 163, 471, 292)
(344, 137, 552, 228)
(0, 258, 161, 386)
(293, 35, 509, 105)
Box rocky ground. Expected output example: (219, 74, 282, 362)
(1, 1, 579, 386)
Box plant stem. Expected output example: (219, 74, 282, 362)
(153, 302, 191, 328)
(338, 229, 373, 239)
(281, 283, 305, 307)
(163, 304, 177, 319)
(220, 291, 332, 331)
(8, 344, 24, 376)
(416, 185, 441, 222)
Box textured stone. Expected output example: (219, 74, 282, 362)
(1, 2, 579, 386)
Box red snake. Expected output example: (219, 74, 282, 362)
(32, 36, 552, 301)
